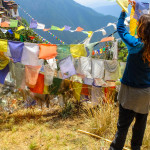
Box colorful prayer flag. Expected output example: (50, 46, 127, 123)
(1, 21, 10, 27)
(116, 0, 128, 13)
(64, 25, 71, 31)
(29, 19, 37, 29)
(17, 26, 25, 31)
(10, 19, 18, 27)
(76, 27, 84, 32)
(0, 39, 8, 52)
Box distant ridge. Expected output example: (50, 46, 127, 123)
(15, 0, 118, 44)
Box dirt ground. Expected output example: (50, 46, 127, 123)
(0, 107, 149, 150)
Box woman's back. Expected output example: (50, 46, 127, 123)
(122, 47, 150, 88)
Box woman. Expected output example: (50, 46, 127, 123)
(109, 2, 150, 150)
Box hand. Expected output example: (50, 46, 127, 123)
(129, 0, 136, 9)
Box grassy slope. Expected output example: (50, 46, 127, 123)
(0, 105, 149, 150)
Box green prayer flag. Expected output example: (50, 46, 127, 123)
(56, 45, 71, 60)
(10, 19, 18, 27)
(20, 35, 24, 42)
(49, 78, 62, 95)
(51, 25, 61, 30)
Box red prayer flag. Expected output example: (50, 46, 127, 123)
(30, 74, 44, 94)
(29, 36, 36, 40)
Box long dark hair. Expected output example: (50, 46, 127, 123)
(137, 14, 150, 64)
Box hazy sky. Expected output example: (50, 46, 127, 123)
(74, 0, 115, 7)
(74, 0, 150, 8)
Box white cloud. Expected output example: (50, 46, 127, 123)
(74, 0, 115, 8)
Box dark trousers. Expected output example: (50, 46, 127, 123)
(109, 105, 148, 150)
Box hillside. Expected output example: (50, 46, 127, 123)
(15, 0, 118, 44)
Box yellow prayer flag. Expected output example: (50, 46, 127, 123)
(116, 0, 128, 13)
(15, 33, 20, 39)
(0, 52, 9, 70)
(58, 27, 65, 31)
(70, 44, 87, 58)
(88, 31, 93, 38)
(16, 26, 25, 31)
(130, 7, 138, 36)
(43, 85, 50, 94)
(0, 39, 8, 52)
(72, 82, 82, 101)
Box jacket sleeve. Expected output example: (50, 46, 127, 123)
(117, 12, 143, 54)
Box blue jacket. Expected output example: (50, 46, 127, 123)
(117, 12, 150, 88)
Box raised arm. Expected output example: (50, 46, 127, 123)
(117, 12, 143, 54)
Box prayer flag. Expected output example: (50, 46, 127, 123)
(70, 44, 87, 58)
(25, 65, 41, 88)
(107, 23, 117, 30)
(16, 26, 25, 31)
(29, 19, 37, 29)
(64, 25, 71, 31)
(49, 78, 62, 95)
(0, 64, 9, 84)
(56, 45, 71, 60)
(37, 23, 45, 29)
(0, 53, 9, 70)
(72, 82, 82, 101)
(10, 19, 18, 27)
(59, 56, 76, 79)
(44, 64, 55, 86)
(95, 28, 107, 36)
(134, 2, 149, 20)
(86, 42, 99, 53)
(1, 21, 9, 27)
(39, 44, 57, 60)
(76, 27, 84, 32)
(8, 41, 24, 63)
(43, 28, 50, 31)
(0, 39, 8, 52)
(78, 57, 92, 78)
(87, 31, 93, 38)
(51, 25, 61, 30)
(130, 7, 138, 36)
(58, 27, 65, 31)
(100, 37, 114, 42)
(1, 29, 7, 34)
(8, 29, 13, 34)
(29, 36, 35, 40)
(116, 0, 128, 13)
(30, 74, 44, 94)
(21, 43, 43, 66)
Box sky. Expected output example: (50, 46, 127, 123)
(74, 0, 115, 8)
(74, 0, 150, 8)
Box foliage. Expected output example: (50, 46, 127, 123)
(60, 101, 74, 118)
(0, 17, 43, 43)
(29, 142, 38, 150)
(118, 41, 128, 62)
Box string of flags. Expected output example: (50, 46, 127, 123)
(18, 5, 120, 42)
(0, 37, 121, 98)
(18, 19, 51, 44)
(18, 5, 66, 44)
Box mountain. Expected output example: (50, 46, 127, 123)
(15, 0, 118, 44)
